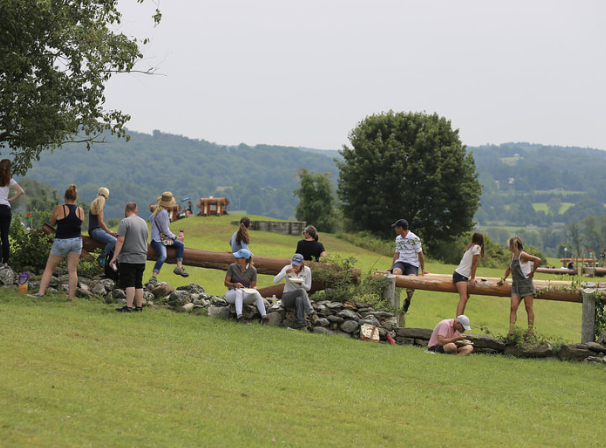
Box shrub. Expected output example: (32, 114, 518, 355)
(9, 212, 53, 272)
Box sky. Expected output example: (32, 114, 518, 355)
(105, 0, 606, 151)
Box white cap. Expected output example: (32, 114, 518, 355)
(456, 315, 471, 331)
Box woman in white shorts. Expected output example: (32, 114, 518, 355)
(29, 185, 84, 301)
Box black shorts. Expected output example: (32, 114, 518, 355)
(452, 271, 469, 284)
(119, 263, 146, 290)
(391, 262, 419, 276)
(428, 345, 445, 353)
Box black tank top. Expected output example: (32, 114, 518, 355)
(55, 204, 82, 239)
(88, 211, 100, 232)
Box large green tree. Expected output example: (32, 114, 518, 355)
(0, 0, 160, 175)
(338, 111, 481, 252)
(294, 168, 337, 233)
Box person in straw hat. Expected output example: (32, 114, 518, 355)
(88, 187, 117, 267)
(148, 191, 189, 287)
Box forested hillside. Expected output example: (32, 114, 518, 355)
(19, 132, 606, 257)
(24, 130, 339, 220)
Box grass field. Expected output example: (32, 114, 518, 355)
(2, 214, 604, 447)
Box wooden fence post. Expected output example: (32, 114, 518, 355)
(581, 290, 595, 344)
(382, 274, 405, 327)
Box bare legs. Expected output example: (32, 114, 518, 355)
(509, 294, 534, 337)
(456, 281, 470, 316)
(35, 252, 79, 301)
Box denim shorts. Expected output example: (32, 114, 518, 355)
(452, 271, 469, 284)
(50, 237, 83, 257)
(391, 261, 419, 276)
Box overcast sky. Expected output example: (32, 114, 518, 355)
(105, 0, 606, 151)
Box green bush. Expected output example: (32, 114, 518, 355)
(9, 213, 53, 272)
(310, 254, 394, 311)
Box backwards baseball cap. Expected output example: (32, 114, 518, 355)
(391, 219, 409, 228)
(233, 249, 252, 259)
(291, 254, 304, 266)
(456, 315, 471, 331)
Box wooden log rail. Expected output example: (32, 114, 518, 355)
(371, 272, 606, 303)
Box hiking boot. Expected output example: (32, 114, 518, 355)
(173, 266, 189, 277)
(98, 257, 106, 268)
(403, 299, 411, 314)
(134, 306, 143, 312)
(28, 293, 44, 298)
(262, 316, 270, 326)
(237, 316, 250, 324)
(116, 306, 133, 312)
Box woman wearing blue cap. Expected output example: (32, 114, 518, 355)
(274, 254, 318, 330)
(224, 248, 269, 325)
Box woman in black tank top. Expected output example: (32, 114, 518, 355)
(29, 185, 85, 301)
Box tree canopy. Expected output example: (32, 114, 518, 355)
(338, 111, 481, 252)
(0, 0, 160, 175)
(293, 168, 337, 233)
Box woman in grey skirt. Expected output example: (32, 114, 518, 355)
(498, 236, 541, 338)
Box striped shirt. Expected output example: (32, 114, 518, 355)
(395, 231, 423, 267)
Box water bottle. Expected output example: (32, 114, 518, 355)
(18, 272, 29, 294)
(179, 229, 184, 241)
(271, 295, 278, 303)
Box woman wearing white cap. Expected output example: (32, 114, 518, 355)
(274, 254, 318, 330)
(148, 191, 189, 286)
(224, 248, 269, 325)
(88, 187, 117, 267)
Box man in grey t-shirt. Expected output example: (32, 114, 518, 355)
(111, 202, 149, 312)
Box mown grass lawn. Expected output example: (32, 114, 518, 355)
(3, 213, 602, 447)
(1, 292, 605, 448)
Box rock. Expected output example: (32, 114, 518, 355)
(169, 291, 191, 306)
(343, 301, 357, 310)
(395, 337, 415, 345)
(558, 343, 595, 362)
(91, 282, 107, 295)
(327, 315, 344, 324)
(211, 296, 228, 306)
(466, 334, 506, 353)
(585, 342, 606, 354)
(415, 338, 429, 347)
(112, 289, 127, 300)
(504, 342, 553, 358)
(266, 313, 283, 326)
(359, 315, 381, 327)
(336, 309, 359, 321)
(583, 356, 606, 364)
(75, 287, 93, 298)
(57, 274, 70, 284)
(177, 283, 205, 294)
(182, 303, 194, 312)
(315, 318, 330, 327)
(0, 267, 16, 286)
(100, 279, 116, 291)
(208, 305, 231, 319)
(383, 317, 399, 331)
(152, 283, 175, 298)
(340, 320, 359, 333)
(395, 327, 433, 339)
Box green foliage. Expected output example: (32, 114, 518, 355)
(591, 291, 606, 340)
(293, 168, 337, 233)
(338, 111, 481, 254)
(8, 214, 53, 272)
(0, 0, 160, 174)
(309, 254, 394, 311)
(76, 249, 104, 278)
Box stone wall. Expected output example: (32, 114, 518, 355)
(3, 265, 606, 364)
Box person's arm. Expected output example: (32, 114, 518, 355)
(251, 280, 257, 289)
(417, 251, 428, 275)
(302, 267, 312, 291)
(319, 251, 326, 258)
(469, 254, 480, 287)
(8, 182, 24, 204)
(225, 275, 243, 289)
(157, 211, 176, 239)
(438, 334, 467, 345)
(49, 205, 62, 226)
(392, 252, 399, 266)
(521, 253, 541, 279)
(110, 235, 125, 267)
(498, 266, 511, 286)
(273, 266, 287, 284)
(96, 209, 117, 236)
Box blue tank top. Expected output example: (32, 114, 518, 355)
(55, 204, 82, 239)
